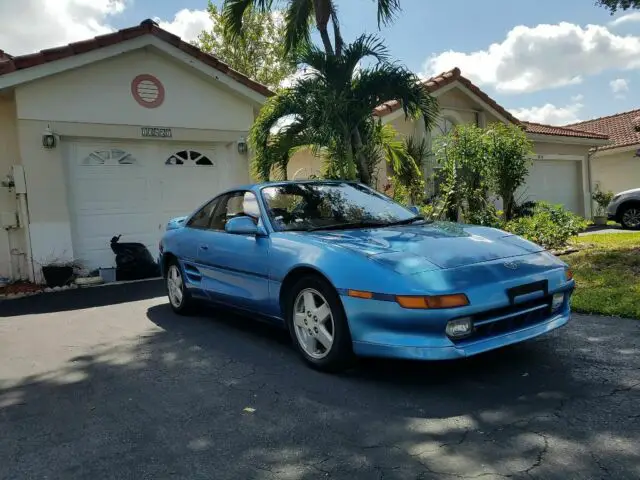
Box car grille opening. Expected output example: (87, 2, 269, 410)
(453, 296, 554, 344)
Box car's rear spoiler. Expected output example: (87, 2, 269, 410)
(166, 216, 188, 231)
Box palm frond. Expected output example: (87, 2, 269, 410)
(375, 0, 401, 27)
(341, 34, 389, 76)
(222, 0, 274, 38)
(284, 0, 313, 55)
(351, 63, 439, 125)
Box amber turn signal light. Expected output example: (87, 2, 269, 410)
(347, 289, 374, 299)
(565, 268, 573, 281)
(396, 293, 469, 309)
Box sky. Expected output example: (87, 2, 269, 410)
(1, 0, 639, 125)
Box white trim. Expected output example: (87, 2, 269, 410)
(593, 143, 640, 157)
(528, 154, 584, 162)
(430, 82, 459, 98)
(0, 35, 269, 106)
(526, 132, 610, 147)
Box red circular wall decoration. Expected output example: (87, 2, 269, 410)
(131, 74, 165, 108)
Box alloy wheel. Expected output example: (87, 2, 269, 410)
(293, 288, 335, 359)
(622, 208, 640, 229)
(167, 264, 184, 308)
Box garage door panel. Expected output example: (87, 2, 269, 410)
(73, 178, 151, 214)
(67, 141, 244, 270)
(517, 160, 581, 214)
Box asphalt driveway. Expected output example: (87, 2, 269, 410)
(1, 281, 639, 479)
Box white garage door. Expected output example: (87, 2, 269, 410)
(517, 160, 582, 214)
(66, 140, 245, 270)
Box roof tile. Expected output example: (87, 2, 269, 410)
(0, 20, 273, 98)
(374, 68, 609, 141)
(521, 121, 609, 140)
(565, 108, 640, 150)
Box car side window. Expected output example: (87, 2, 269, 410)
(210, 191, 261, 231)
(186, 198, 218, 229)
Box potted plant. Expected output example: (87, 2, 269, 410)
(592, 189, 614, 226)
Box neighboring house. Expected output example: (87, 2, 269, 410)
(0, 19, 272, 282)
(288, 68, 610, 217)
(565, 109, 640, 195)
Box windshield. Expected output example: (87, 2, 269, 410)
(260, 182, 418, 232)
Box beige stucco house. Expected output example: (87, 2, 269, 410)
(564, 109, 640, 195)
(0, 19, 271, 282)
(288, 68, 610, 217)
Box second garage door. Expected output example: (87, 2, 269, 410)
(517, 160, 582, 214)
(66, 140, 247, 270)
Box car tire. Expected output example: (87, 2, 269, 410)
(286, 275, 355, 373)
(620, 204, 640, 230)
(166, 259, 195, 315)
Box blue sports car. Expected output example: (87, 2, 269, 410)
(159, 180, 574, 372)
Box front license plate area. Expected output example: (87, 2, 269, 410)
(506, 280, 548, 305)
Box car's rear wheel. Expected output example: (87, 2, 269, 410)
(286, 275, 354, 373)
(166, 260, 194, 315)
(620, 204, 640, 230)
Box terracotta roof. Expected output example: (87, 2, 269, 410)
(373, 67, 521, 125)
(521, 121, 609, 140)
(0, 19, 273, 98)
(564, 108, 640, 150)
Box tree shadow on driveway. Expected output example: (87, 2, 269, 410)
(1, 300, 638, 479)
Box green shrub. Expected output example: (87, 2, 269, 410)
(465, 203, 503, 228)
(504, 202, 587, 249)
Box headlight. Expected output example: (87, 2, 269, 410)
(551, 292, 565, 311)
(446, 317, 473, 338)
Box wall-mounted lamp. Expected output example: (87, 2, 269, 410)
(237, 136, 248, 154)
(42, 125, 57, 149)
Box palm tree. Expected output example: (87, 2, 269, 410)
(249, 35, 439, 186)
(222, 0, 401, 56)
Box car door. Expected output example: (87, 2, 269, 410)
(196, 190, 270, 312)
(176, 197, 220, 293)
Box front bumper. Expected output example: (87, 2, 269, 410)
(342, 285, 574, 361)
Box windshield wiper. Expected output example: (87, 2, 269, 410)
(383, 215, 430, 227)
(306, 221, 388, 232)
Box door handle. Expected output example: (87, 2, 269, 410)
(199, 244, 209, 250)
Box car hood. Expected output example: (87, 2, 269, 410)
(306, 221, 544, 271)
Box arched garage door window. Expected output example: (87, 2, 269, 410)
(166, 150, 214, 166)
(82, 148, 137, 166)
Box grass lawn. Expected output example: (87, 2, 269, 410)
(565, 233, 640, 319)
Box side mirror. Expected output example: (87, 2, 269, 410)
(225, 216, 260, 235)
(407, 205, 420, 215)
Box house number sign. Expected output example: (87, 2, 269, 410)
(141, 127, 172, 138)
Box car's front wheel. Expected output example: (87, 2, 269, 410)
(286, 275, 354, 373)
(166, 260, 194, 314)
(620, 204, 640, 230)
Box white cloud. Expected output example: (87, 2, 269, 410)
(423, 22, 640, 94)
(510, 101, 584, 125)
(610, 77, 629, 98)
(609, 12, 640, 26)
(155, 9, 213, 44)
(571, 94, 584, 102)
(0, 0, 127, 55)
